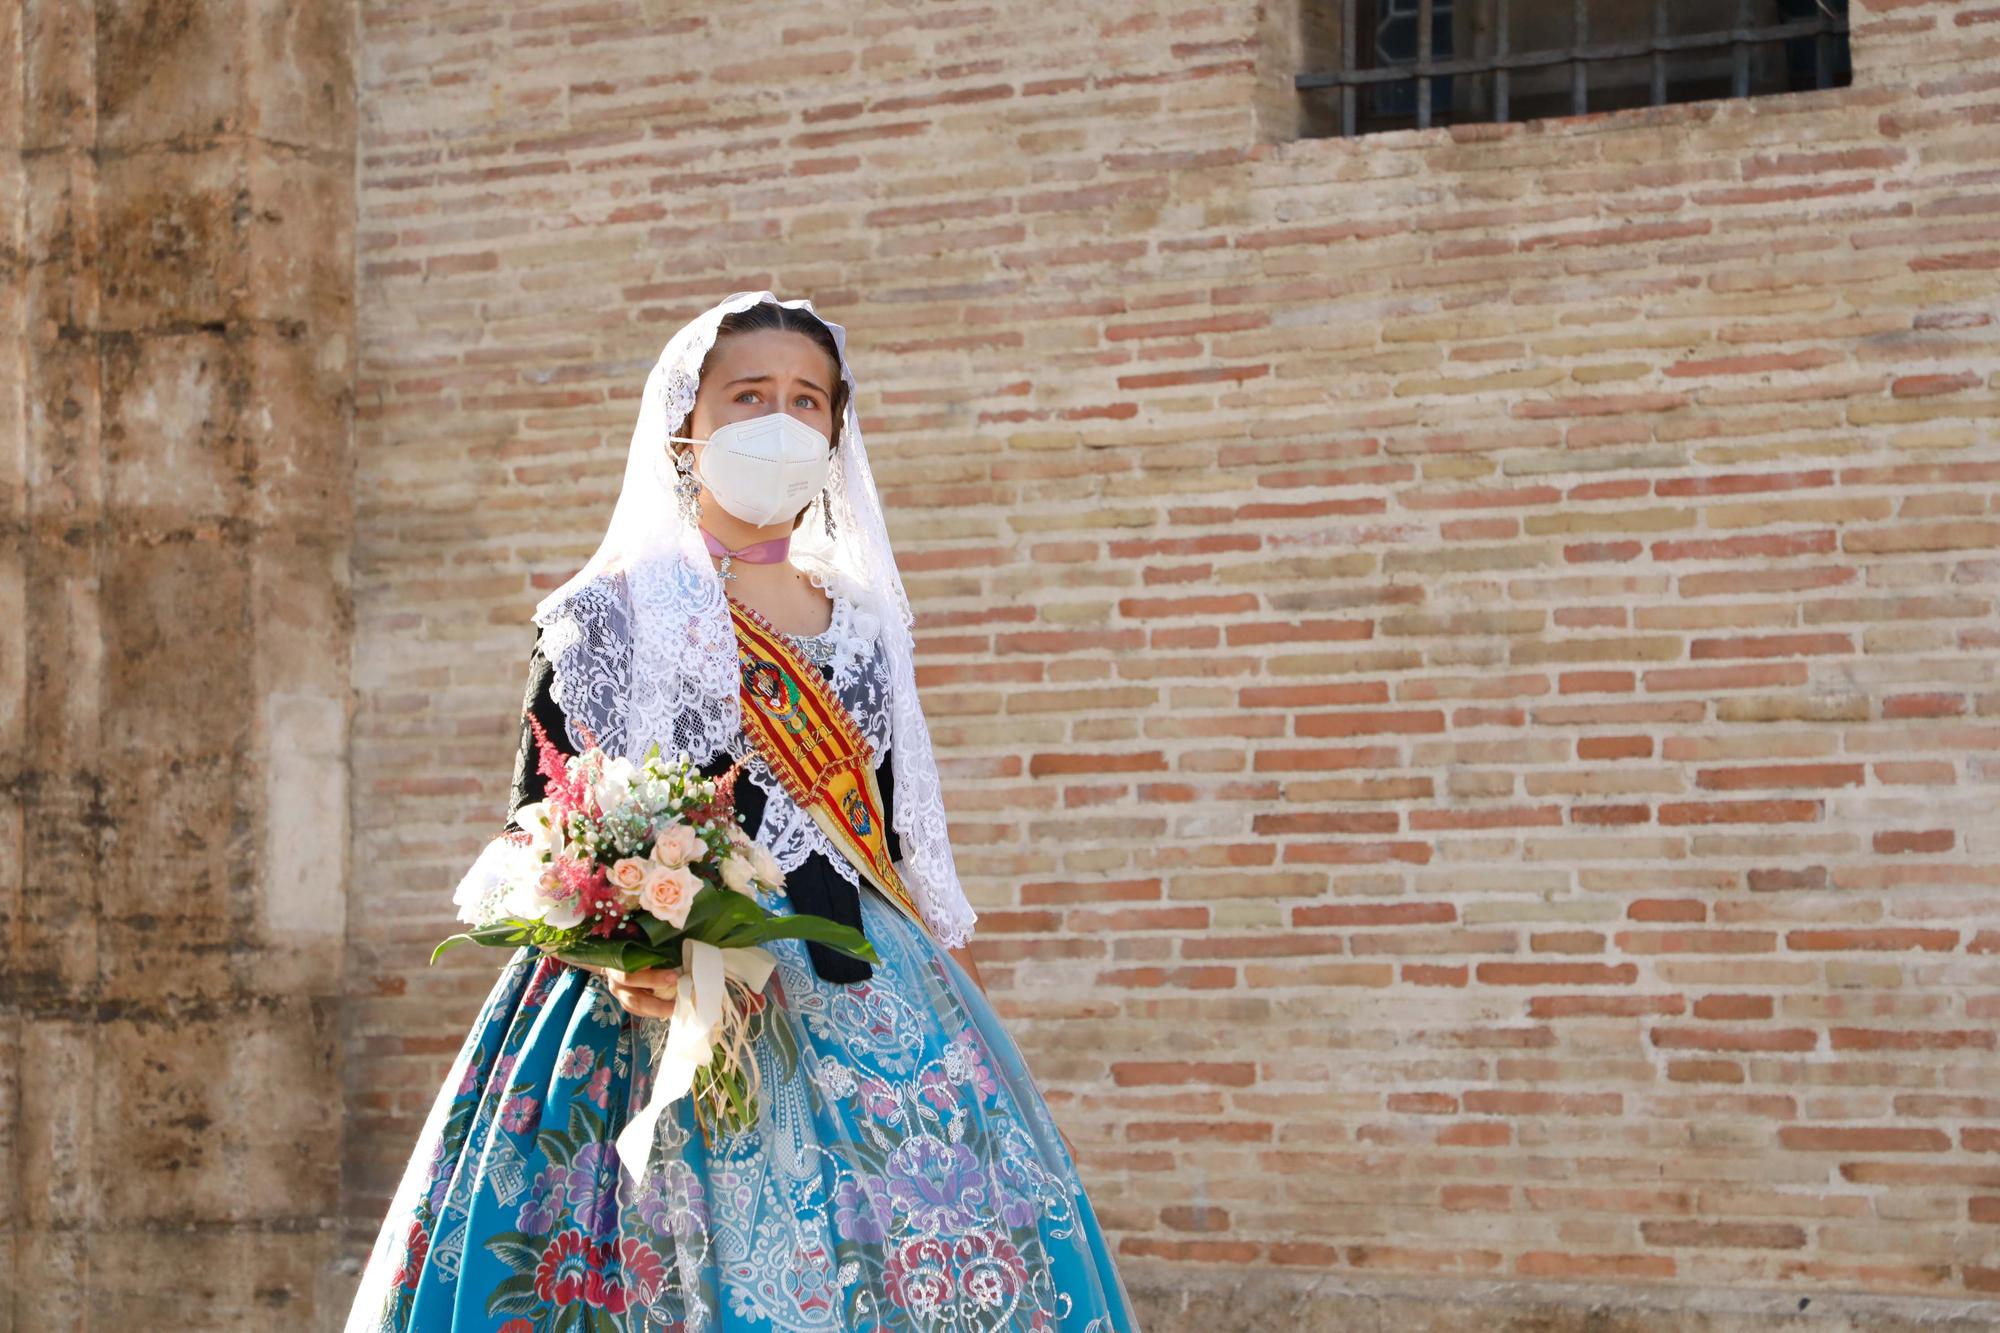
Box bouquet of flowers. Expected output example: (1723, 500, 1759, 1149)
(437, 714, 877, 1153)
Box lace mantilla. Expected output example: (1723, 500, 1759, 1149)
(535, 568, 633, 758)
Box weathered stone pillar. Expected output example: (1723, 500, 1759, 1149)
(2, 0, 356, 1324)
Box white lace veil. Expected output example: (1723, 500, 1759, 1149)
(527, 290, 977, 949)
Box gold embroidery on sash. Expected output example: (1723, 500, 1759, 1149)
(726, 594, 935, 944)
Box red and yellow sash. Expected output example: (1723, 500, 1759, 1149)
(726, 594, 935, 943)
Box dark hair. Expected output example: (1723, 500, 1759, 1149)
(686, 299, 849, 531)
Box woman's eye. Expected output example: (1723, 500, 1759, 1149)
(735, 388, 819, 409)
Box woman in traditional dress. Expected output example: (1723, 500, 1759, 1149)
(345, 291, 1141, 1333)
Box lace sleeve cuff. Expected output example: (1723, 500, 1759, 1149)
(929, 904, 978, 952)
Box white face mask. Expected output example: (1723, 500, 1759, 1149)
(668, 412, 831, 528)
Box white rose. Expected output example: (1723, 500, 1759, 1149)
(719, 853, 757, 896)
(746, 841, 783, 889)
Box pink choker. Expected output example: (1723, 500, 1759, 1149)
(700, 525, 791, 582)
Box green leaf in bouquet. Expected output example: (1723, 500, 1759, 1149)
(723, 913, 881, 964)
(549, 937, 677, 973)
(634, 911, 685, 949)
(675, 880, 741, 936)
(692, 889, 770, 939)
(430, 933, 476, 965)
(428, 920, 540, 966)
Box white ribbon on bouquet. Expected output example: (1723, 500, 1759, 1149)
(614, 937, 778, 1181)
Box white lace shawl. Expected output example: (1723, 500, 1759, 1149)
(533, 558, 978, 950)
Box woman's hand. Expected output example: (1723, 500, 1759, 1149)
(576, 962, 680, 1020)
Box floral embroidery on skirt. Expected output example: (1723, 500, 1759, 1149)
(346, 880, 1140, 1332)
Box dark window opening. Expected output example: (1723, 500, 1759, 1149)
(1298, 0, 1852, 140)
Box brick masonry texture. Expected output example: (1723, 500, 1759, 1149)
(16, 0, 1994, 1328)
(336, 1, 2000, 1328)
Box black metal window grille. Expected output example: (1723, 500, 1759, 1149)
(1298, 0, 1852, 140)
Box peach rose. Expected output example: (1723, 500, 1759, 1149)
(651, 821, 703, 869)
(637, 863, 702, 929)
(606, 855, 650, 908)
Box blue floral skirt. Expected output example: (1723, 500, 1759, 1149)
(345, 878, 1141, 1333)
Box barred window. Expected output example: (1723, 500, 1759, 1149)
(1298, 0, 1852, 140)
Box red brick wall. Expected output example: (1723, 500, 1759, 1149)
(345, 0, 2000, 1322)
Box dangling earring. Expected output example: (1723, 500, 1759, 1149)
(821, 444, 839, 539)
(672, 445, 701, 525)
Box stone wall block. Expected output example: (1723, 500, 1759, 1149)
(244, 141, 354, 326)
(98, 537, 252, 753)
(15, 772, 107, 1003)
(84, 1223, 343, 1326)
(91, 995, 338, 1226)
(17, 150, 101, 341)
(93, 752, 246, 1008)
(94, 0, 246, 150)
(250, 538, 350, 982)
(244, 0, 354, 154)
(95, 147, 247, 332)
(16, 0, 95, 150)
(101, 328, 247, 521)
(244, 319, 355, 534)
(23, 327, 104, 530)
(15, 1018, 93, 1232)
(8, 1230, 88, 1332)
(23, 559, 103, 772)
(251, 538, 350, 695)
